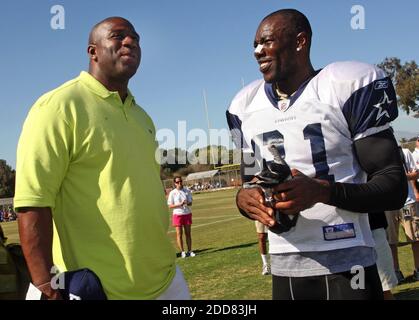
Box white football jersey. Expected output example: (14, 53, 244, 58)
(401, 148, 417, 205)
(227, 61, 398, 253)
(412, 148, 419, 172)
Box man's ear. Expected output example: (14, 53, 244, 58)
(296, 32, 307, 52)
(87, 44, 97, 61)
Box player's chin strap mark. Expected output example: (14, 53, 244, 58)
(243, 143, 299, 234)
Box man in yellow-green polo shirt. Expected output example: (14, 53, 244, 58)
(14, 17, 190, 300)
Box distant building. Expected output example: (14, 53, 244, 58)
(0, 198, 13, 207)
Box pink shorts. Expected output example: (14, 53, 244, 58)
(172, 213, 192, 227)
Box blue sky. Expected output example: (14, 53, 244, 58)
(1, 0, 418, 169)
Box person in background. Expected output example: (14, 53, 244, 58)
(385, 147, 419, 283)
(227, 8, 407, 299)
(14, 17, 190, 300)
(368, 211, 398, 299)
(255, 221, 271, 275)
(412, 136, 419, 198)
(168, 177, 195, 258)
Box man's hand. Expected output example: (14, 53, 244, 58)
(236, 187, 276, 226)
(272, 169, 331, 215)
(35, 281, 63, 300)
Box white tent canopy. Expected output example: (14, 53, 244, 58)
(185, 169, 219, 181)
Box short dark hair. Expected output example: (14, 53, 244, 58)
(263, 9, 312, 45)
(88, 16, 134, 45)
(173, 176, 182, 182)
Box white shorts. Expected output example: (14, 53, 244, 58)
(385, 203, 419, 244)
(372, 228, 398, 291)
(156, 265, 191, 300)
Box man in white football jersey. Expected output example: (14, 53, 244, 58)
(226, 9, 407, 299)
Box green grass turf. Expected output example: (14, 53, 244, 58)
(2, 188, 419, 299)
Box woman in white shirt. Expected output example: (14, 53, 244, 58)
(167, 177, 195, 258)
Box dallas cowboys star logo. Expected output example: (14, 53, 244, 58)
(373, 91, 392, 121)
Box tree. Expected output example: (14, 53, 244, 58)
(192, 145, 230, 167)
(0, 160, 15, 198)
(158, 148, 189, 179)
(377, 57, 419, 117)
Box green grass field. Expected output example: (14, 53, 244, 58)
(2, 188, 419, 299)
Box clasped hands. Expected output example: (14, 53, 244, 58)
(237, 169, 331, 227)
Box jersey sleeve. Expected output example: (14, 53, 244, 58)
(325, 62, 398, 140)
(226, 80, 263, 152)
(226, 110, 244, 150)
(226, 81, 265, 181)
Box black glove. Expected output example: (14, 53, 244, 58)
(245, 144, 298, 234)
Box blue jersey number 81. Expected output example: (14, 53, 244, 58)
(251, 123, 335, 182)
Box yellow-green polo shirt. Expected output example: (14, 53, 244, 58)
(15, 71, 176, 299)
